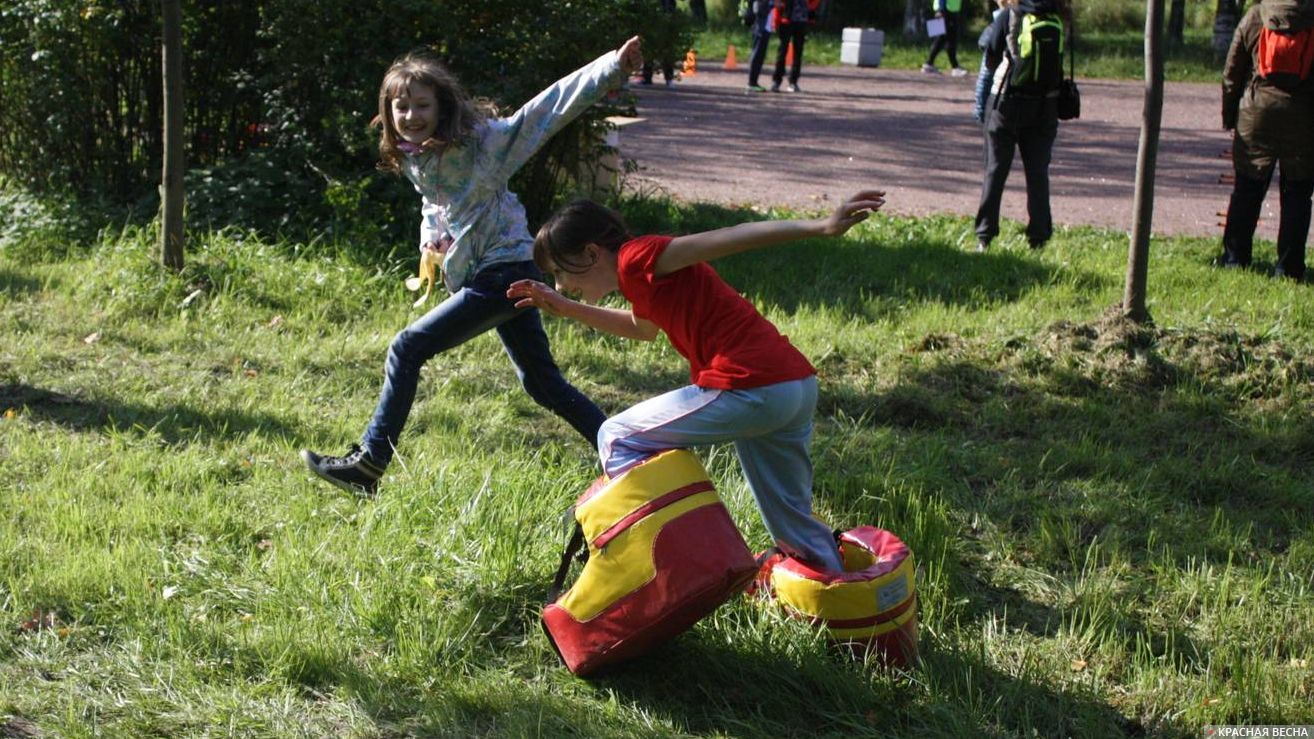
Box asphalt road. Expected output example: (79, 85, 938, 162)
(617, 63, 1261, 244)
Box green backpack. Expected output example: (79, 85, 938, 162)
(1010, 13, 1065, 93)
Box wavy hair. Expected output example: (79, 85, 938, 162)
(371, 52, 496, 173)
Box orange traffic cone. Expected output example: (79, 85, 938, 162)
(683, 49, 698, 76)
(724, 44, 737, 70)
(785, 41, 794, 68)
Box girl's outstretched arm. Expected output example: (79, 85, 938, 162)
(507, 279, 660, 341)
(653, 190, 886, 277)
(484, 36, 642, 185)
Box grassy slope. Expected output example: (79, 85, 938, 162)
(2, 201, 1311, 736)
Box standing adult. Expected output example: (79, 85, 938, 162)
(923, 0, 969, 76)
(771, 0, 818, 92)
(1219, 0, 1314, 282)
(973, 0, 1066, 252)
(641, 0, 679, 87)
(746, 0, 775, 92)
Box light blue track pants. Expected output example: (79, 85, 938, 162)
(598, 376, 844, 573)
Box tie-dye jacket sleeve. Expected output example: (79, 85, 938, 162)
(478, 49, 626, 187)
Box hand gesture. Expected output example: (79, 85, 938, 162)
(507, 279, 572, 317)
(420, 233, 452, 256)
(820, 190, 886, 236)
(618, 36, 643, 76)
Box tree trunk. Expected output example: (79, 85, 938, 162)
(160, 0, 185, 271)
(904, 0, 927, 39)
(1168, 0, 1185, 46)
(1212, 0, 1239, 60)
(1124, 0, 1165, 324)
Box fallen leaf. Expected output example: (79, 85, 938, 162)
(256, 538, 273, 551)
(1291, 658, 1309, 668)
(1070, 659, 1088, 672)
(83, 332, 101, 344)
(162, 586, 179, 600)
(3, 408, 16, 419)
(18, 609, 58, 633)
(1203, 697, 1221, 706)
(266, 315, 284, 328)
(243, 368, 259, 378)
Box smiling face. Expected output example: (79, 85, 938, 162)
(389, 81, 439, 145)
(546, 244, 619, 304)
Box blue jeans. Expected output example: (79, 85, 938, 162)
(598, 376, 844, 573)
(361, 260, 605, 465)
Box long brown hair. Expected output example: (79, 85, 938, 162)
(371, 52, 495, 173)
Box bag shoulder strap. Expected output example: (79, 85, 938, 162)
(547, 513, 588, 602)
(1068, 12, 1076, 81)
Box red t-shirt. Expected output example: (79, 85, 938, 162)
(616, 235, 816, 390)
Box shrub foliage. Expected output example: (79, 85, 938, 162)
(0, 0, 690, 237)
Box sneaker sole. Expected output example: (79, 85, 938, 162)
(300, 449, 377, 498)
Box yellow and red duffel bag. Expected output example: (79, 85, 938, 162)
(542, 449, 758, 677)
(757, 526, 918, 666)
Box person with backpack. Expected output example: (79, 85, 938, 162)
(1219, 0, 1314, 282)
(769, 0, 819, 92)
(973, 0, 1067, 252)
(923, 0, 970, 77)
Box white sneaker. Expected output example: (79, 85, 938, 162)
(950, 67, 969, 77)
(921, 64, 941, 74)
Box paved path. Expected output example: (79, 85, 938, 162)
(618, 64, 1265, 242)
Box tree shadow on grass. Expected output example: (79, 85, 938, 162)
(827, 351, 1314, 562)
(621, 199, 1109, 320)
(0, 267, 45, 296)
(0, 382, 299, 446)
(800, 336, 1308, 723)
(321, 596, 1141, 736)
(580, 628, 1141, 737)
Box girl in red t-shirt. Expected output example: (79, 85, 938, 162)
(507, 190, 884, 573)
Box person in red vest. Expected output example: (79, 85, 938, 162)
(1219, 0, 1314, 281)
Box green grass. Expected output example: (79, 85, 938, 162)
(2, 200, 1313, 737)
(693, 27, 1225, 83)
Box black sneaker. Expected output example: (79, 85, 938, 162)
(300, 445, 384, 497)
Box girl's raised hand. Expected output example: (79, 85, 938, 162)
(618, 36, 643, 76)
(822, 190, 887, 236)
(507, 278, 571, 317)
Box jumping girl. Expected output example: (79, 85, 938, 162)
(301, 38, 644, 496)
(506, 190, 886, 572)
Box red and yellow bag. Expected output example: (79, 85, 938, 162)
(756, 526, 917, 666)
(542, 450, 758, 677)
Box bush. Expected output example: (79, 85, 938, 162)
(0, 176, 104, 261)
(0, 0, 690, 240)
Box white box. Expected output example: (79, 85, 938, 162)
(840, 28, 884, 67)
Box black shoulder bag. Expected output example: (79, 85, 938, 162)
(1057, 18, 1081, 120)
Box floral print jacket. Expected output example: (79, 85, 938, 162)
(401, 50, 626, 292)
